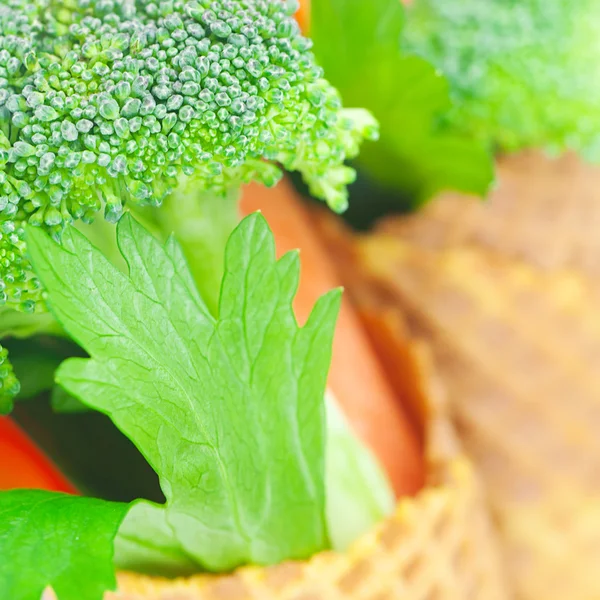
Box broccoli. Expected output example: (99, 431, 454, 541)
(403, 0, 600, 157)
(0, 0, 377, 317)
(0, 342, 19, 405)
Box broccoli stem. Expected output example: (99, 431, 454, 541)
(0, 308, 63, 339)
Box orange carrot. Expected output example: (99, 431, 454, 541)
(240, 181, 424, 497)
(294, 0, 411, 34)
(295, 0, 310, 34)
(0, 417, 77, 493)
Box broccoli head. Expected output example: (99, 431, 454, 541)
(404, 0, 600, 157)
(0, 0, 377, 311)
(0, 342, 19, 410)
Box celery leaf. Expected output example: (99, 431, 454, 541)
(27, 213, 341, 572)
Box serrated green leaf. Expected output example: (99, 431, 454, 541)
(0, 490, 128, 600)
(144, 183, 241, 318)
(113, 391, 396, 572)
(311, 0, 494, 204)
(27, 212, 341, 572)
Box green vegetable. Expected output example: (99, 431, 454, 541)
(7, 344, 58, 402)
(27, 211, 342, 571)
(403, 0, 600, 157)
(50, 384, 89, 413)
(0, 307, 61, 340)
(311, 0, 493, 204)
(114, 502, 199, 577)
(0, 0, 376, 315)
(0, 310, 66, 412)
(2, 2, 394, 587)
(0, 490, 128, 600)
(0, 336, 83, 406)
(137, 183, 241, 316)
(325, 392, 394, 551)
(0, 342, 19, 412)
(115, 390, 397, 572)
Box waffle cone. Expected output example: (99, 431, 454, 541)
(344, 151, 600, 600)
(110, 288, 506, 600)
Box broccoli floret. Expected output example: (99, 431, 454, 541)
(0, 0, 377, 311)
(0, 342, 19, 412)
(404, 0, 600, 157)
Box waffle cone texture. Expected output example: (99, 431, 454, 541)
(110, 288, 506, 600)
(338, 151, 600, 600)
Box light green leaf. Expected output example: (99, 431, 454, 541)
(51, 384, 88, 413)
(114, 502, 198, 577)
(311, 0, 494, 204)
(143, 181, 241, 318)
(325, 392, 395, 551)
(27, 212, 341, 572)
(114, 391, 397, 572)
(0, 490, 128, 600)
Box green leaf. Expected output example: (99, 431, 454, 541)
(311, 0, 494, 204)
(142, 181, 241, 318)
(114, 502, 199, 577)
(51, 384, 89, 413)
(113, 391, 397, 573)
(403, 0, 600, 159)
(27, 212, 341, 572)
(112, 393, 396, 572)
(0, 490, 128, 600)
(325, 393, 395, 551)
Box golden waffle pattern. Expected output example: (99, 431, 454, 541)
(358, 219, 600, 600)
(111, 345, 507, 600)
(380, 151, 600, 275)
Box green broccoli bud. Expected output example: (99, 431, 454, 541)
(404, 0, 600, 157)
(0, 0, 377, 311)
(0, 343, 19, 413)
